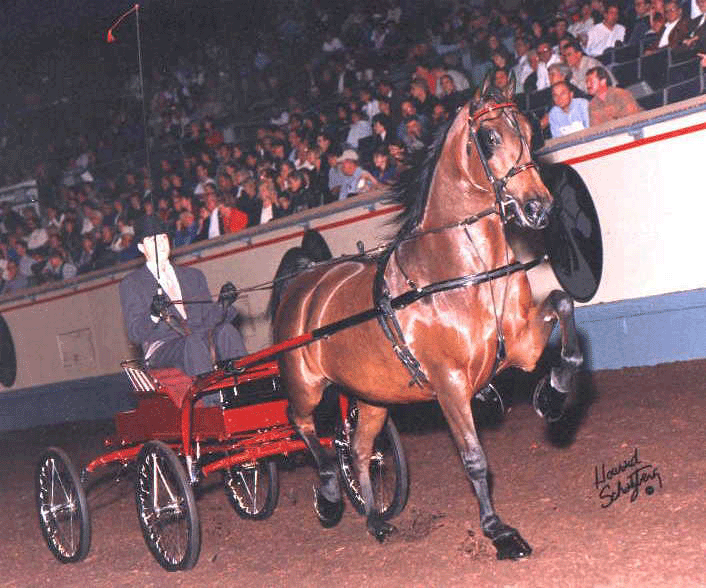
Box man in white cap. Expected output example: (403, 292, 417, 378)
(337, 149, 379, 200)
(119, 215, 246, 378)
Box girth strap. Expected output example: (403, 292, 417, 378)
(373, 246, 428, 387)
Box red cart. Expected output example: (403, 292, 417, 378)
(35, 346, 409, 571)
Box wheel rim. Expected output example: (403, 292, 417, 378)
(136, 446, 193, 568)
(37, 455, 84, 560)
(337, 411, 400, 517)
(225, 463, 271, 515)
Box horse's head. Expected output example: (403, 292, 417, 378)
(465, 76, 552, 229)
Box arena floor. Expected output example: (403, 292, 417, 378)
(2, 359, 705, 588)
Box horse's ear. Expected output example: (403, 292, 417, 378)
(504, 71, 516, 102)
(480, 70, 493, 98)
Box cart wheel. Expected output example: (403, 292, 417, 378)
(224, 459, 279, 520)
(335, 402, 409, 520)
(36, 447, 91, 563)
(134, 441, 200, 571)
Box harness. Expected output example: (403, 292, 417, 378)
(373, 100, 543, 386)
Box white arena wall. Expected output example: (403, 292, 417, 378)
(1, 95, 705, 430)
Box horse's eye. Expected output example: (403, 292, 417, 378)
(477, 127, 500, 159)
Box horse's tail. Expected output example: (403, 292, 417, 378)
(268, 229, 332, 320)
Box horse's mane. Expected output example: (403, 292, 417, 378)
(386, 91, 511, 242)
(386, 114, 456, 241)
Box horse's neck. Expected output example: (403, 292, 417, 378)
(394, 215, 512, 288)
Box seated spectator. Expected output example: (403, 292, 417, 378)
(683, 0, 706, 53)
(430, 63, 470, 97)
(523, 49, 540, 93)
(439, 73, 472, 111)
(173, 210, 200, 248)
(570, 2, 596, 42)
(645, 0, 690, 51)
(42, 250, 77, 282)
(345, 110, 373, 149)
(586, 66, 642, 126)
(359, 87, 380, 120)
(627, 0, 653, 46)
(257, 180, 280, 224)
(409, 79, 439, 118)
(76, 234, 97, 274)
(1, 260, 28, 295)
(13, 240, 35, 278)
(491, 68, 513, 94)
(337, 149, 379, 199)
(584, 2, 626, 56)
(536, 40, 562, 90)
(197, 184, 247, 240)
(60, 217, 83, 261)
(431, 103, 450, 131)
(370, 148, 398, 185)
(403, 115, 428, 154)
(285, 169, 320, 213)
(371, 113, 394, 149)
(193, 163, 215, 197)
(512, 36, 534, 89)
(94, 225, 119, 269)
(549, 81, 591, 137)
(26, 217, 49, 252)
(562, 39, 617, 94)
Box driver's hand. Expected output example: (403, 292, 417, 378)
(218, 282, 239, 306)
(150, 292, 170, 319)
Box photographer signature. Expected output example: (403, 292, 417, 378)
(593, 448, 663, 508)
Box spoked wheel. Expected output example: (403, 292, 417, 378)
(134, 441, 200, 571)
(335, 402, 409, 520)
(36, 447, 91, 563)
(223, 459, 279, 520)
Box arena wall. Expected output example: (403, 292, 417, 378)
(1, 95, 705, 430)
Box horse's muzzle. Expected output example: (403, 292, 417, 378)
(522, 199, 552, 229)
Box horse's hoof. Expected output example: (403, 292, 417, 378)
(313, 486, 344, 528)
(367, 516, 396, 543)
(532, 376, 566, 423)
(493, 531, 532, 560)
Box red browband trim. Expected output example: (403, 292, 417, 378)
(471, 102, 517, 121)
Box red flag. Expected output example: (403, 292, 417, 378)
(107, 4, 139, 43)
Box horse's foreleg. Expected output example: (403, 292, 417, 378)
(287, 381, 344, 527)
(533, 290, 583, 422)
(349, 401, 395, 541)
(437, 383, 532, 560)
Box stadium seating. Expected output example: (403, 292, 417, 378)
(612, 59, 640, 87)
(666, 77, 703, 104)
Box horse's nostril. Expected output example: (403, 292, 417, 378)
(524, 199, 542, 219)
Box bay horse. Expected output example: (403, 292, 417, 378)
(271, 78, 582, 560)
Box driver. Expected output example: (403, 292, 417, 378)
(119, 215, 246, 377)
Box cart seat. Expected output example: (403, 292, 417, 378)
(121, 361, 194, 407)
(149, 367, 194, 407)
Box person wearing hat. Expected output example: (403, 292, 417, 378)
(119, 215, 246, 379)
(336, 149, 379, 200)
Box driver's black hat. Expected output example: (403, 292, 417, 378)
(135, 214, 168, 243)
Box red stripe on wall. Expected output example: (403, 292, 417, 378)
(560, 120, 706, 166)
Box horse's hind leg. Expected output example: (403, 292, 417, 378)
(436, 380, 532, 560)
(533, 290, 584, 422)
(287, 379, 344, 527)
(349, 401, 394, 541)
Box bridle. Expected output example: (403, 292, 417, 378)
(467, 100, 539, 224)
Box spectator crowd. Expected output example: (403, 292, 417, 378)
(1, 0, 705, 296)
